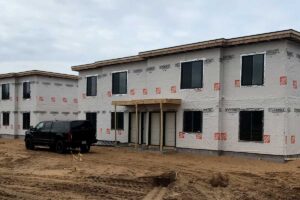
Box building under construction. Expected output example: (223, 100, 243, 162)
(72, 29, 300, 159)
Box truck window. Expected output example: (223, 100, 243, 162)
(51, 122, 69, 132)
(71, 121, 92, 130)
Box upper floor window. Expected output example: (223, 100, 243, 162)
(111, 112, 124, 130)
(180, 60, 203, 89)
(112, 71, 127, 94)
(2, 84, 9, 100)
(23, 82, 31, 99)
(86, 76, 97, 96)
(241, 54, 264, 86)
(183, 111, 203, 133)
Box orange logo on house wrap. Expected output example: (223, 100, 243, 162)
(280, 76, 287, 85)
(221, 132, 227, 140)
(235, 80, 240, 87)
(51, 97, 56, 102)
(73, 98, 78, 103)
(291, 135, 296, 144)
(156, 87, 161, 94)
(62, 97, 68, 103)
(106, 128, 110, 134)
(293, 80, 298, 89)
(179, 132, 185, 139)
(263, 135, 270, 143)
(196, 133, 202, 140)
(214, 132, 221, 140)
(171, 86, 176, 93)
(107, 91, 112, 97)
(214, 83, 220, 91)
(143, 88, 148, 95)
(39, 96, 44, 101)
(130, 89, 135, 96)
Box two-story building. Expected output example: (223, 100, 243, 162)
(72, 29, 300, 160)
(0, 70, 79, 138)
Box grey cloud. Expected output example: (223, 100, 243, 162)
(0, 0, 299, 74)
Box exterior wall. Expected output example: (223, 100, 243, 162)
(286, 41, 300, 155)
(0, 75, 78, 136)
(220, 41, 287, 155)
(77, 39, 300, 156)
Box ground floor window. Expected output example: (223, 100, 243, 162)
(111, 112, 124, 130)
(239, 111, 263, 141)
(86, 112, 97, 130)
(183, 111, 202, 133)
(2, 112, 9, 126)
(23, 113, 30, 130)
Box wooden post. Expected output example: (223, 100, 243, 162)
(160, 102, 163, 152)
(114, 104, 117, 145)
(135, 104, 138, 149)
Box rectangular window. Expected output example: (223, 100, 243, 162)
(23, 82, 31, 99)
(86, 76, 97, 96)
(3, 112, 9, 126)
(180, 60, 203, 89)
(111, 112, 124, 130)
(183, 111, 202, 133)
(241, 54, 264, 86)
(239, 111, 263, 141)
(23, 113, 30, 130)
(86, 112, 97, 130)
(2, 84, 9, 100)
(112, 71, 127, 94)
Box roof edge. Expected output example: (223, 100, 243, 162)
(0, 70, 78, 80)
(72, 29, 300, 72)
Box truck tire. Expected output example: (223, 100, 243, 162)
(25, 138, 35, 150)
(55, 140, 66, 154)
(80, 144, 90, 153)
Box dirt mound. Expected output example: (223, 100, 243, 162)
(209, 172, 229, 187)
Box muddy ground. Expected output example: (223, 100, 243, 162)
(0, 139, 299, 200)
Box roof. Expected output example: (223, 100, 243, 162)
(112, 98, 181, 106)
(0, 70, 78, 80)
(72, 29, 300, 71)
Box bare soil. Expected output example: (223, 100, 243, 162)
(0, 139, 300, 200)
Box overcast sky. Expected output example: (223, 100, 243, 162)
(0, 0, 299, 75)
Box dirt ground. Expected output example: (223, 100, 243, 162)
(0, 139, 300, 200)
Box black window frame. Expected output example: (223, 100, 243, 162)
(241, 53, 265, 86)
(111, 112, 124, 130)
(23, 82, 31, 99)
(2, 84, 10, 100)
(183, 111, 203, 133)
(180, 60, 203, 89)
(2, 112, 9, 126)
(23, 112, 30, 130)
(239, 110, 264, 142)
(112, 71, 127, 95)
(86, 76, 97, 96)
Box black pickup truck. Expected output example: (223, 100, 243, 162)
(25, 120, 97, 154)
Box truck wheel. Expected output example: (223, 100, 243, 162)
(55, 140, 66, 154)
(25, 138, 35, 150)
(80, 144, 90, 153)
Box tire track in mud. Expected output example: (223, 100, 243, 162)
(0, 173, 156, 200)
